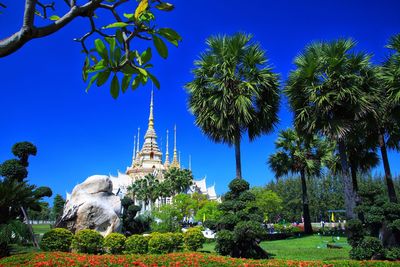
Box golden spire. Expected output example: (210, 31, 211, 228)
(136, 127, 140, 159)
(164, 129, 170, 167)
(132, 135, 136, 161)
(171, 125, 180, 168)
(148, 89, 154, 129)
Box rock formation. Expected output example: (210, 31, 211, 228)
(57, 175, 121, 236)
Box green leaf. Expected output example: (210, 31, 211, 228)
(148, 72, 160, 89)
(86, 73, 99, 92)
(110, 74, 119, 99)
(122, 74, 132, 93)
(157, 28, 182, 44)
(49, 15, 60, 21)
(102, 22, 130, 29)
(135, 0, 148, 19)
(105, 37, 116, 64)
(155, 3, 174, 11)
(141, 48, 152, 64)
(131, 76, 141, 90)
(94, 39, 108, 62)
(116, 30, 124, 44)
(82, 57, 90, 82)
(123, 13, 134, 20)
(96, 70, 111, 86)
(137, 67, 148, 76)
(152, 35, 168, 59)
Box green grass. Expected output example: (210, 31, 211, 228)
(31, 224, 52, 235)
(201, 235, 351, 261)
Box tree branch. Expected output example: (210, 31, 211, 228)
(0, 0, 102, 57)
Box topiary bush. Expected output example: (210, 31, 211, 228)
(350, 236, 385, 260)
(215, 178, 268, 259)
(148, 233, 173, 254)
(125, 234, 150, 254)
(215, 230, 234, 256)
(103, 233, 126, 254)
(183, 227, 205, 251)
(347, 219, 365, 247)
(72, 229, 104, 254)
(40, 228, 73, 252)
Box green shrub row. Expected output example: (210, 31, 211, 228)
(40, 227, 205, 255)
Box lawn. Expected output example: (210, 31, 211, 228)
(201, 235, 351, 261)
(31, 224, 52, 235)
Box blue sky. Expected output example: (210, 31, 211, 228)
(1, 0, 400, 203)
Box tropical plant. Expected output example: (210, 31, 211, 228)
(128, 174, 160, 210)
(185, 33, 280, 179)
(163, 168, 193, 195)
(268, 128, 333, 234)
(285, 39, 378, 219)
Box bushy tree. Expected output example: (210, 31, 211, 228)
(215, 178, 268, 259)
(246, 187, 282, 222)
(151, 204, 182, 233)
(0, 142, 52, 255)
(52, 194, 65, 221)
(120, 196, 150, 236)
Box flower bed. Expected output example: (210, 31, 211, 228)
(0, 252, 399, 267)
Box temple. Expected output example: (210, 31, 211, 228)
(109, 90, 218, 203)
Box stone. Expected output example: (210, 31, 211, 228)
(57, 175, 121, 236)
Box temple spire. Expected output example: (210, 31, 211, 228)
(148, 89, 154, 129)
(132, 135, 136, 161)
(136, 128, 140, 158)
(164, 129, 170, 167)
(171, 125, 180, 168)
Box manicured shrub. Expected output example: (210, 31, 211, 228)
(169, 233, 183, 252)
(215, 230, 234, 256)
(183, 227, 205, 251)
(350, 236, 384, 260)
(104, 233, 126, 254)
(347, 219, 365, 247)
(148, 233, 173, 254)
(72, 229, 103, 254)
(39, 228, 73, 252)
(125, 234, 149, 254)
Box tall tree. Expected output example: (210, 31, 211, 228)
(52, 194, 65, 221)
(185, 33, 280, 179)
(163, 167, 193, 195)
(285, 39, 378, 219)
(268, 128, 332, 234)
(377, 34, 400, 203)
(0, 0, 181, 98)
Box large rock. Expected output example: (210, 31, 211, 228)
(58, 175, 121, 236)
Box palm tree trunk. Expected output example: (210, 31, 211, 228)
(378, 129, 398, 203)
(349, 160, 365, 221)
(338, 141, 357, 219)
(300, 169, 313, 234)
(234, 136, 242, 179)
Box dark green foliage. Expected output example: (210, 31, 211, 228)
(228, 178, 249, 195)
(0, 220, 30, 257)
(346, 219, 365, 247)
(0, 142, 52, 255)
(52, 194, 65, 221)
(215, 230, 234, 256)
(203, 220, 217, 231)
(385, 247, 400, 260)
(216, 178, 268, 259)
(350, 236, 385, 260)
(103, 233, 126, 254)
(120, 196, 149, 236)
(12, 142, 37, 167)
(183, 227, 205, 251)
(40, 228, 73, 252)
(72, 229, 104, 254)
(124, 235, 150, 254)
(0, 159, 27, 182)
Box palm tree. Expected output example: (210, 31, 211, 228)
(185, 33, 280, 179)
(268, 128, 333, 234)
(284, 39, 378, 219)
(377, 34, 400, 203)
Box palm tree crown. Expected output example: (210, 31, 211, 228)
(185, 33, 280, 178)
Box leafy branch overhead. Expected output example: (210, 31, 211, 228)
(0, 0, 181, 99)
